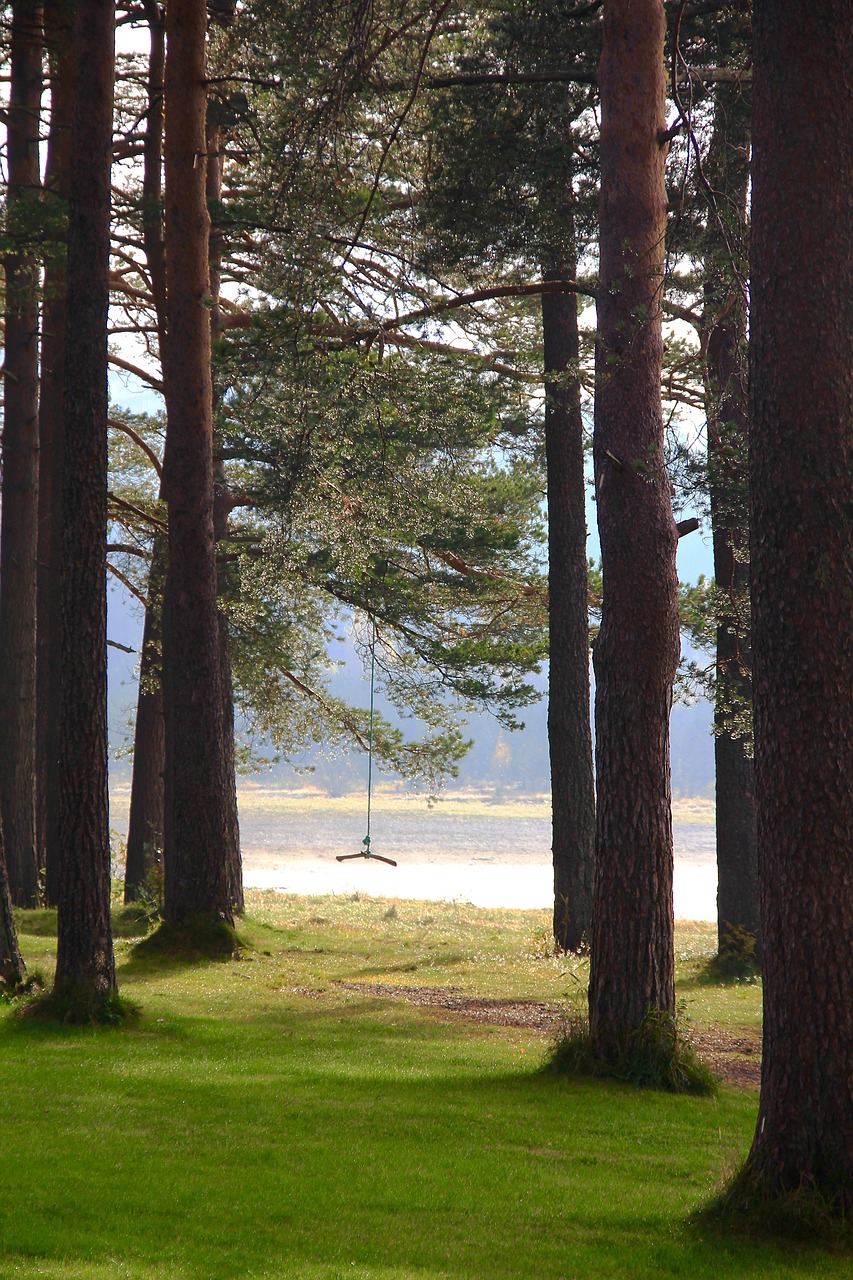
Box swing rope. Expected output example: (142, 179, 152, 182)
(336, 614, 397, 867)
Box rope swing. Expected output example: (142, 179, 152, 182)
(336, 614, 397, 868)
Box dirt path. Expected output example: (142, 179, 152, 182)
(335, 980, 762, 1088)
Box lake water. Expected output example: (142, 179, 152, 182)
(235, 809, 718, 921)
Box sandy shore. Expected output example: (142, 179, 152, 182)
(240, 849, 717, 920)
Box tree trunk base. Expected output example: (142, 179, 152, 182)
(132, 912, 242, 961)
(21, 987, 138, 1027)
(703, 1162, 853, 1241)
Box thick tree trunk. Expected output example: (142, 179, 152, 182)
(53, 0, 117, 1007)
(588, 0, 679, 1061)
(161, 0, 232, 924)
(702, 75, 759, 962)
(124, 537, 166, 902)
(740, 0, 853, 1207)
(37, 0, 75, 909)
(543, 276, 595, 953)
(208, 113, 244, 915)
(1, 3, 43, 907)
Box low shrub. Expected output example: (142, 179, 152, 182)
(545, 1006, 717, 1096)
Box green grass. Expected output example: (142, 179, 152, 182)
(0, 893, 843, 1279)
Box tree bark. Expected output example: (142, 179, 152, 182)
(740, 0, 853, 1207)
(37, 0, 75, 909)
(701, 72, 760, 962)
(124, 536, 166, 902)
(208, 110, 244, 915)
(0, 823, 26, 987)
(161, 0, 232, 924)
(1, 2, 44, 907)
(588, 0, 679, 1061)
(125, 3, 167, 906)
(141, 0, 167, 333)
(543, 273, 595, 953)
(53, 0, 117, 1007)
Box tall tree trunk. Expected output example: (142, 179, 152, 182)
(124, 536, 166, 901)
(702, 70, 760, 963)
(141, 0, 167, 331)
(161, 0, 232, 924)
(543, 269, 595, 953)
(739, 0, 853, 1208)
(207, 111, 243, 915)
(124, 1, 168, 905)
(53, 0, 117, 1008)
(588, 0, 679, 1061)
(1, 2, 44, 907)
(37, 0, 75, 909)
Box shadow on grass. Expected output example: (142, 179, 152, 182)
(0, 996, 833, 1280)
(122, 914, 249, 976)
(695, 1167, 853, 1250)
(14, 907, 58, 937)
(17, 987, 141, 1029)
(112, 904, 158, 939)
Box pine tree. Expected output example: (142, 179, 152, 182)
(38, 0, 76, 909)
(700, 52, 759, 967)
(52, 0, 118, 1014)
(733, 0, 853, 1213)
(160, 0, 233, 925)
(587, 0, 680, 1064)
(0, 2, 44, 906)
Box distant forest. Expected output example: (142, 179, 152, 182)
(108, 634, 714, 800)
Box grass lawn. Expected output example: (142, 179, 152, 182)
(0, 892, 844, 1280)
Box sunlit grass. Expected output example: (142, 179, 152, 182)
(2, 893, 836, 1279)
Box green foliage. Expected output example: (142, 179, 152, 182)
(417, 0, 600, 274)
(108, 0, 556, 791)
(215, 336, 548, 784)
(13, 906, 58, 937)
(675, 576, 753, 745)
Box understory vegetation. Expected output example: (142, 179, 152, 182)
(1, 892, 845, 1279)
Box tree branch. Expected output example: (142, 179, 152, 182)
(107, 541, 148, 557)
(108, 352, 165, 394)
(108, 416, 163, 477)
(107, 561, 147, 606)
(108, 491, 167, 531)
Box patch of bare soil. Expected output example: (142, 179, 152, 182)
(336, 981, 558, 1030)
(334, 981, 762, 1087)
(691, 1028, 762, 1088)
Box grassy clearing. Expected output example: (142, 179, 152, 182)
(0, 893, 840, 1279)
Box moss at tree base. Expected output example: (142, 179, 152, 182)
(132, 912, 245, 962)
